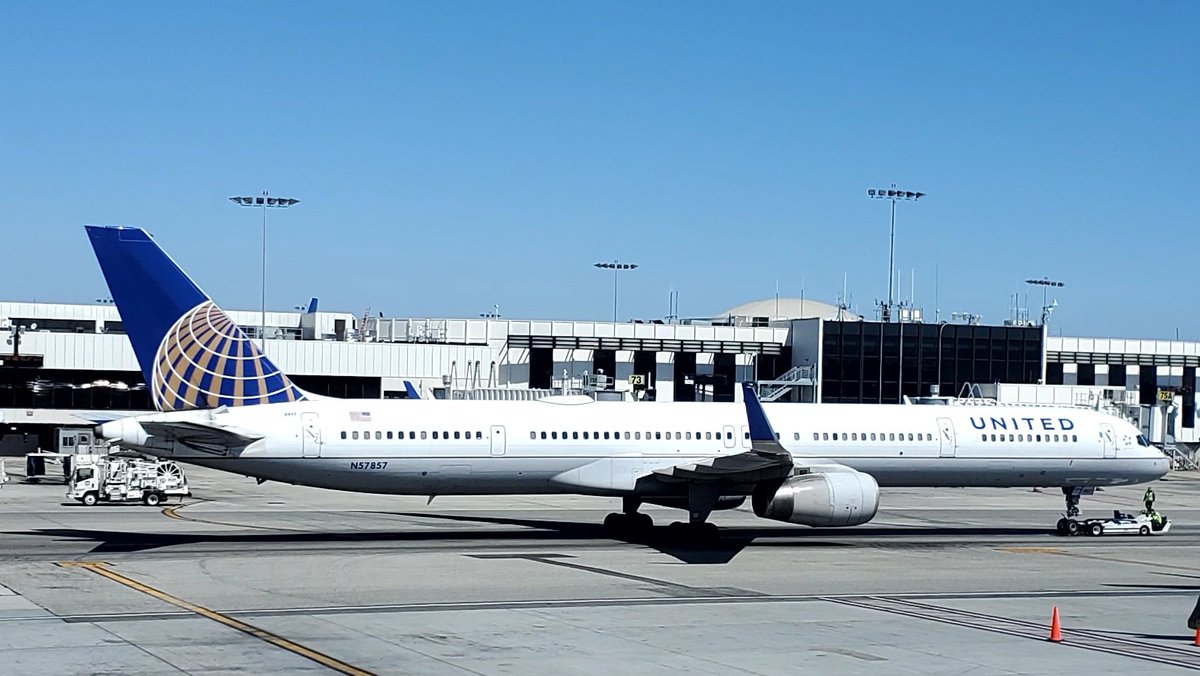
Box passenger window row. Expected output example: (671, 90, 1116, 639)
(339, 430, 484, 441)
(981, 433, 1077, 443)
(799, 431, 932, 442)
(529, 430, 737, 441)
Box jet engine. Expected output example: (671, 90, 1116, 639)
(752, 471, 879, 527)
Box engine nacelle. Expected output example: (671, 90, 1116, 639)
(752, 471, 880, 527)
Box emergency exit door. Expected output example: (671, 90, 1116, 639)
(937, 417, 956, 458)
(490, 425, 507, 456)
(301, 413, 321, 458)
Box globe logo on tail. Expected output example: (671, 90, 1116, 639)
(151, 301, 305, 411)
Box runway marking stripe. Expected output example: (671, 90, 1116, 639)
(998, 546, 1066, 554)
(57, 562, 374, 676)
(827, 595, 1200, 670)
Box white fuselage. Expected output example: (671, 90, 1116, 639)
(101, 396, 1169, 498)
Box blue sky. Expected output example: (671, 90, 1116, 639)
(1, 2, 1195, 338)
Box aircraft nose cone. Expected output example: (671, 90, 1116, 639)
(98, 418, 148, 448)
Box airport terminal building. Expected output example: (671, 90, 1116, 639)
(1, 298, 1196, 457)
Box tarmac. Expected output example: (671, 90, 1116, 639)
(2, 463, 1200, 674)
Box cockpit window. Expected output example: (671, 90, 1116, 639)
(1137, 434, 1152, 447)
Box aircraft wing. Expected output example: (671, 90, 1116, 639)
(653, 383, 794, 483)
(139, 420, 262, 455)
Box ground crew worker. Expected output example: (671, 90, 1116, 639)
(1144, 486, 1156, 514)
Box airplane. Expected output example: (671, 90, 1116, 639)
(86, 225, 1169, 536)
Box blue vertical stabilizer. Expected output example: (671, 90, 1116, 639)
(86, 225, 306, 411)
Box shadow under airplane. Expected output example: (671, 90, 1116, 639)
(7, 519, 1051, 565)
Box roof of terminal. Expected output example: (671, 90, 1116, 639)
(718, 298, 859, 322)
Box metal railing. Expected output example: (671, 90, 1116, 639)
(758, 365, 816, 402)
(1163, 445, 1199, 472)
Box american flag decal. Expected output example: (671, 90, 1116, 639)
(349, 411, 372, 422)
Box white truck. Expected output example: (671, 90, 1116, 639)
(67, 454, 190, 506)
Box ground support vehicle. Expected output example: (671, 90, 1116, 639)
(67, 455, 189, 506)
(1056, 510, 1171, 537)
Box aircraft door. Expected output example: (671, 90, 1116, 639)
(722, 425, 736, 449)
(937, 417, 956, 458)
(301, 412, 321, 458)
(1100, 423, 1116, 458)
(490, 425, 506, 456)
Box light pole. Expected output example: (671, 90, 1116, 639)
(593, 261, 638, 323)
(1025, 277, 1064, 327)
(229, 192, 300, 348)
(868, 185, 925, 322)
(935, 321, 951, 396)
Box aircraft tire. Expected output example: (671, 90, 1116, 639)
(1055, 518, 1070, 535)
(603, 513, 625, 532)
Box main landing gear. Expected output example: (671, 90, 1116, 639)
(668, 484, 720, 539)
(605, 488, 723, 541)
(604, 496, 654, 535)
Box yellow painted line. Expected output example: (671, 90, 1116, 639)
(58, 562, 374, 675)
(161, 501, 310, 532)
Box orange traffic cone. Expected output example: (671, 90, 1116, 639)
(1049, 606, 1063, 643)
(1193, 625, 1200, 647)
